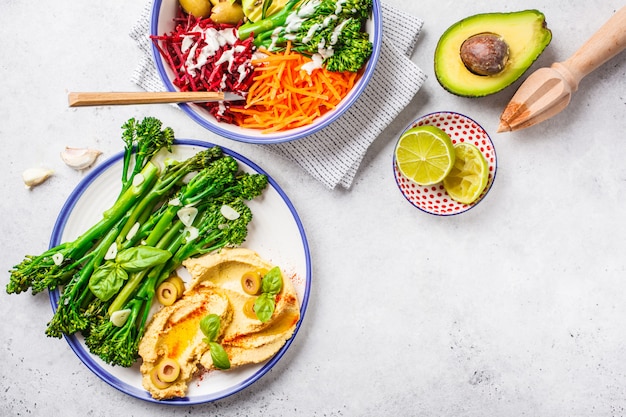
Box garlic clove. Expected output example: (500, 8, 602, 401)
(177, 206, 198, 227)
(22, 167, 54, 189)
(60, 147, 102, 170)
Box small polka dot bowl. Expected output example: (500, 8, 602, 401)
(393, 111, 497, 216)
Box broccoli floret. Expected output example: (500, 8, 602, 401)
(323, 30, 373, 72)
(88, 184, 264, 367)
(6, 117, 173, 295)
(9, 116, 269, 369)
(119, 117, 174, 193)
(319, 0, 373, 20)
(243, 0, 374, 72)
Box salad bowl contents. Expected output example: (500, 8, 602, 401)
(150, 0, 382, 143)
(6, 117, 310, 403)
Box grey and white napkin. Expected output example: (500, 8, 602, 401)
(130, 2, 426, 189)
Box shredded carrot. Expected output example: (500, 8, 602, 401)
(232, 44, 360, 133)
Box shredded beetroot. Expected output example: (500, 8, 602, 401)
(151, 8, 255, 124)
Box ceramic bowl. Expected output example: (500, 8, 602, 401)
(393, 111, 497, 216)
(150, 0, 382, 144)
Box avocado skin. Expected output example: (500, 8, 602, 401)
(434, 10, 552, 97)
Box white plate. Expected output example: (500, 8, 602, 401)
(48, 140, 311, 404)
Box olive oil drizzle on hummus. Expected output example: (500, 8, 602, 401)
(138, 248, 300, 400)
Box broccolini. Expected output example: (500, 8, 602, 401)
(239, 0, 374, 72)
(7, 116, 269, 368)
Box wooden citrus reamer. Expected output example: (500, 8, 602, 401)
(498, 6, 626, 132)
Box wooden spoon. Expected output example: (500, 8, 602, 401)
(498, 6, 626, 132)
(68, 91, 245, 107)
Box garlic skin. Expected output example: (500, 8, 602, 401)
(22, 167, 54, 189)
(60, 147, 102, 170)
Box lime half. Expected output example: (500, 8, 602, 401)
(443, 142, 489, 204)
(395, 125, 456, 186)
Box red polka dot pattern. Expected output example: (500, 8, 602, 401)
(393, 111, 497, 216)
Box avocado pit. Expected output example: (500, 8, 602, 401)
(460, 33, 510, 76)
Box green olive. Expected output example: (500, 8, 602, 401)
(157, 358, 181, 383)
(165, 275, 185, 297)
(243, 297, 258, 320)
(150, 366, 171, 389)
(156, 281, 178, 306)
(241, 270, 263, 295)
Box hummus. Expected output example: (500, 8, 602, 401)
(138, 247, 300, 400)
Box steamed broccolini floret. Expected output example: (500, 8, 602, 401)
(8, 114, 270, 369)
(314, 0, 373, 20)
(86, 184, 264, 367)
(116, 146, 226, 248)
(119, 117, 174, 193)
(239, 0, 373, 72)
(6, 118, 173, 295)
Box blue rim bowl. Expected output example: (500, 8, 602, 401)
(150, 0, 383, 144)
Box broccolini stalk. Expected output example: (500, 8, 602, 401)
(143, 155, 239, 247)
(118, 117, 174, 195)
(84, 174, 267, 367)
(106, 155, 240, 314)
(115, 146, 225, 247)
(6, 117, 175, 295)
(246, 0, 374, 72)
(7, 161, 160, 295)
(238, 0, 300, 41)
(45, 212, 132, 338)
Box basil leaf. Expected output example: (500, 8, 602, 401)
(200, 314, 221, 342)
(88, 261, 128, 301)
(116, 246, 172, 272)
(254, 293, 275, 323)
(209, 342, 231, 370)
(261, 266, 283, 295)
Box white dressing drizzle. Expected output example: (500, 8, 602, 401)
(183, 27, 242, 77)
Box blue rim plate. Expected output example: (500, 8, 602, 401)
(48, 139, 311, 404)
(150, 0, 383, 144)
(393, 111, 498, 216)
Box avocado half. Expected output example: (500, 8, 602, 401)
(242, 0, 289, 22)
(434, 10, 552, 97)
